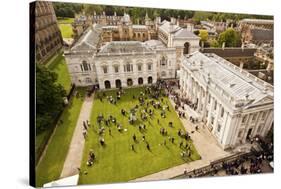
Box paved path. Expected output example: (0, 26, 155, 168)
(133, 97, 232, 181)
(60, 95, 94, 178)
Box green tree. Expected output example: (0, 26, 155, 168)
(36, 64, 66, 132)
(84, 4, 104, 15)
(210, 39, 220, 47)
(218, 28, 241, 47)
(199, 30, 208, 42)
(193, 11, 213, 24)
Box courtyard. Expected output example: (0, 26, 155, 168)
(78, 87, 200, 184)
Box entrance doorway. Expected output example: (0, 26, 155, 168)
(115, 79, 122, 88)
(148, 76, 153, 84)
(104, 80, 111, 89)
(138, 77, 143, 85)
(246, 128, 253, 140)
(127, 78, 133, 86)
(184, 42, 190, 54)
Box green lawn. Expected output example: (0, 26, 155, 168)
(79, 87, 200, 185)
(57, 17, 74, 38)
(47, 53, 72, 94)
(59, 24, 73, 39)
(57, 17, 74, 24)
(36, 89, 85, 187)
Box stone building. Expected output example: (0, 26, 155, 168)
(239, 19, 274, 45)
(34, 1, 62, 64)
(65, 14, 200, 89)
(180, 51, 273, 149)
(99, 13, 158, 43)
(201, 47, 257, 68)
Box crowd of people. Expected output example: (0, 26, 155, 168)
(84, 80, 198, 167)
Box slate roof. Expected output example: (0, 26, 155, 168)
(174, 28, 199, 39)
(98, 41, 153, 54)
(182, 51, 273, 108)
(71, 24, 102, 51)
(202, 48, 257, 57)
(251, 29, 273, 41)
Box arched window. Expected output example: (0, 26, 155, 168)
(114, 65, 119, 73)
(102, 66, 108, 74)
(137, 64, 142, 71)
(125, 63, 133, 72)
(160, 56, 167, 67)
(147, 63, 152, 71)
(85, 77, 92, 83)
(82, 60, 88, 71)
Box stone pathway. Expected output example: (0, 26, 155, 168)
(60, 95, 94, 178)
(133, 97, 233, 181)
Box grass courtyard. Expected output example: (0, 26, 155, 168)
(59, 24, 73, 39)
(36, 89, 85, 187)
(57, 17, 74, 39)
(47, 53, 72, 93)
(79, 87, 200, 184)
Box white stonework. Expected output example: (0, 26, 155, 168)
(64, 15, 200, 89)
(180, 51, 274, 149)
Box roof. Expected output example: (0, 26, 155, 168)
(251, 29, 273, 41)
(202, 48, 257, 57)
(182, 51, 273, 108)
(144, 40, 166, 49)
(159, 20, 181, 34)
(240, 19, 273, 25)
(174, 28, 199, 39)
(71, 24, 102, 51)
(132, 25, 147, 29)
(98, 41, 153, 54)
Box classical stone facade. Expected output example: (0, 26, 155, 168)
(180, 51, 274, 149)
(65, 14, 200, 89)
(34, 1, 62, 64)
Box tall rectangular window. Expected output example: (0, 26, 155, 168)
(138, 64, 142, 71)
(114, 66, 119, 73)
(214, 101, 217, 110)
(103, 66, 108, 74)
(217, 124, 221, 133)
(221, 107, 224, 118)
(148, 64, 152, 71)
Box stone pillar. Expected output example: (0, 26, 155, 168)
(239, 61, 244, 69)
(261, 110, 273, 137)
(111, 79, 116, 88)
(213, 104, 222, 134)
(207, 97, 214, 129)
(201, 89, 208, 121)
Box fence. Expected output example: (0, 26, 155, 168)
(173, 151, 254, 179)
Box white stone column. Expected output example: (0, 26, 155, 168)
(261, 110, 273, 137)
(213, 104, 222, 134)
(207, 97, 214, 128)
